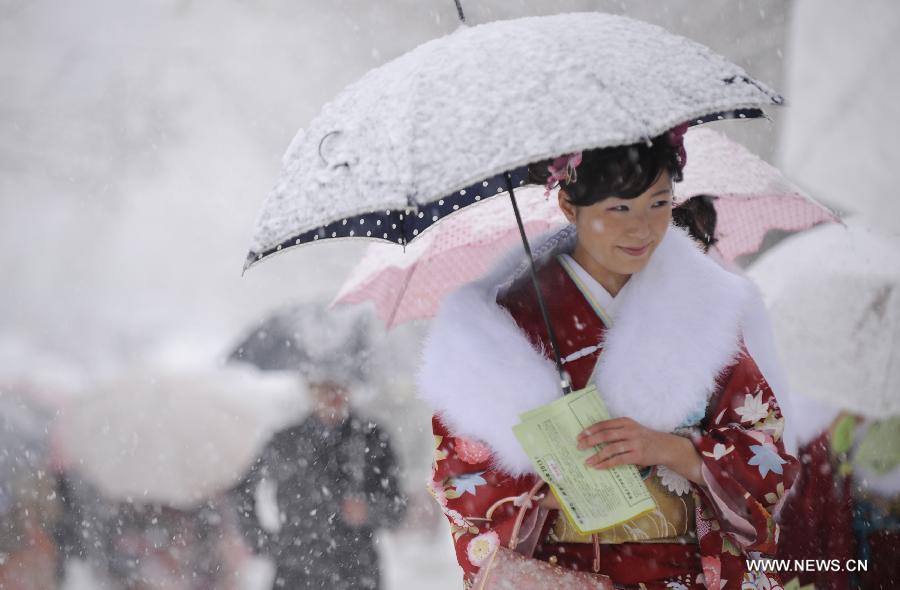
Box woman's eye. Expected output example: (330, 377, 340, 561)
(607, 205, 629, 212)
(652, 200, 671, 208)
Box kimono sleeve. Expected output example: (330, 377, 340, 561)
(430, 415, 541, 581)
(694, 353, 800, 555)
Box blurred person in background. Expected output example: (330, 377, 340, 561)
(233, 375, 406, 590)
(778, 399, 900, 590)
(56, 475, 241, 590)
(0, 392, 63, 590)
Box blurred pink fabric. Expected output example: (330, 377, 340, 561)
(334, 129, 837, 329)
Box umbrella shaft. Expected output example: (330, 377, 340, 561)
(504, 173, 572, 395)
(454, 0, 465, 23)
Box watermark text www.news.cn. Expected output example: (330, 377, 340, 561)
(747, 559, 868, 573)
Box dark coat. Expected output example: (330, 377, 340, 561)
(234, 412, 406, 590)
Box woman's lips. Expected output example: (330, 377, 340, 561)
(619, 244, 650, 256)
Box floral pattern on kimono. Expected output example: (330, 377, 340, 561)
(422, 231, 799, 589)
(430, 420, 542, 585)
(692, 352, 799, 589)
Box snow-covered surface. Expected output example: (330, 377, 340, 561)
(748, 217, 900, 418)
(56, 365, 303, 508)
(682, 128, 801, 198)
(250, 12, 782, 258)
(778, 0, 900, 233)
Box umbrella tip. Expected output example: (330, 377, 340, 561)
(453, 0, 466, 24)
(242, 252, 258, 276)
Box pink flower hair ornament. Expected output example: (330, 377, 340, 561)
(668, 122, 689, 169)
(543, 124, 687, 198)
(544, 151, 583, 198)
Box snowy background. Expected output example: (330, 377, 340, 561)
(0, 0, 795, 366)
(1, 0, 897, 588)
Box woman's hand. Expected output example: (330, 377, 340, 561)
(576, 417, 704, 485)
(538, 492, 560, 510)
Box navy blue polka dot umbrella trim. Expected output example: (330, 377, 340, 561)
(246, 108, 765, 268)
(248, 167, 531, 266)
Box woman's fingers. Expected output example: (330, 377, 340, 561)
(576, 417, 658, 468)
(592, 452, 638, 470)
(578, 418, 635, 441)
(580, 417, 633, 435)
(585, 441, 631, 466)
(576, 427, 630, 450)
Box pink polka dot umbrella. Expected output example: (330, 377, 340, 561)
(334, 128, 837, 330)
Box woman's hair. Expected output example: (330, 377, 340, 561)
(672, 194, 719, 252)
(528, 133, 683, 207)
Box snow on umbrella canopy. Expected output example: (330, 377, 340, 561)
(55, 366, 289, 509)
(244, 12, 783, 269)
(747, 217, 900, 418)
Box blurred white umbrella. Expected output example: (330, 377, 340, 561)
(748, 216, 900, 418)
(56, 365, 299, 508)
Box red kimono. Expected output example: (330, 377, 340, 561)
(777, 427, 855, 590)
(778, 408, 900, 590)
(419, 227, 799, 589)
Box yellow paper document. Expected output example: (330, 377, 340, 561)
(512, 385, 656, 535)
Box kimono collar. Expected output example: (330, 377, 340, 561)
(418, 225, 755, 477)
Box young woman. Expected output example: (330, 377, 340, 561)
(418, 131, 799, 589)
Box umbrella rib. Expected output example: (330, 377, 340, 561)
(386, 261, 418, 328)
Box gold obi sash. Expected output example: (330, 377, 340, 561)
(549, 466, 696, 544)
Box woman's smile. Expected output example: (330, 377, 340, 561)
(557, 169, 673, 295)
(619, 244, 651, 256)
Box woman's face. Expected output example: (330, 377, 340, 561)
(558, 170, 673, 278)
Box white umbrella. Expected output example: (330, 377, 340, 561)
(747, 216, 900, 418)
(56, 365, 299, 508)
(246, 12, 781, 266)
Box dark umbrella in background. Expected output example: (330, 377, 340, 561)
(228, 303, 375, 383)
(243, 11, 784, 394)
(228, 312, 308, 372)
